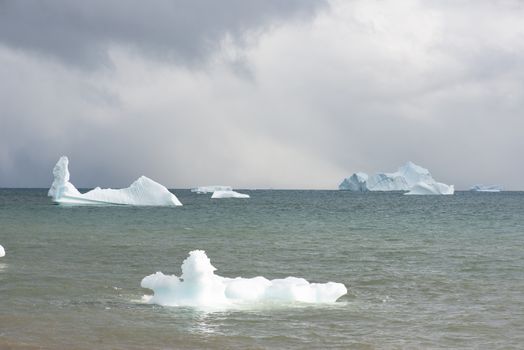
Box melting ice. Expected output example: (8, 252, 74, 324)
(48, 156, 182, 206)
(141, 250, 347, 308)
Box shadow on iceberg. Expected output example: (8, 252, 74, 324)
(48, 156, 182, 206)
(141, 250, 347, 309)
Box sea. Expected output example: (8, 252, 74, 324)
(0, 189, 523, 349)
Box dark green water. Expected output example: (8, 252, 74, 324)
(1, 189, 523, 349)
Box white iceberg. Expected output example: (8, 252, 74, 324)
(141, 250, 347, 308)
(339, 161, 454, 195)
(470, 184, 503, 192)
(405, 181, 455, 195)
(0, 244, 5, 258)
(211, 190, 250, 199)
(48, 156, 182, 206)
(191, 185, 233, 194)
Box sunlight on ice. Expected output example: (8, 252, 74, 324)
(141, 250, 347, 308)
(48, 156, 182, 206)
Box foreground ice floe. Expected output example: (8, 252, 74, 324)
(191, 185, 233, 194)
(141, 250, 347, 308)
(211, 190, 250, 199)
(0, 245, 5, 257)
(48, 156, 182, 206)
(470, 184, 503, 192)
(339, 161, 454, 195)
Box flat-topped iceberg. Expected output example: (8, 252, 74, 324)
(141, 250, 347, 308)
(211, 190, 250, 199)
(470, 184, 503, 192)
(0, 244, 5, 257)
(191, 185, 233, 194)
(339, 161, 454, 195)
(48, 156, 182, 206)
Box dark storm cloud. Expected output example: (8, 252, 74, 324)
(0, 0, 324, 66)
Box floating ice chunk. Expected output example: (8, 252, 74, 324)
(405, 181, 454, 195)
(141, 250, 347, 308)
(0, 244, 4, 257)
(211, 190, 250, 199)
(470, 184, 503, 192)
(339, 161, 453, 195)
(48, 156, 182, 206)
(191, 185, 233, 194)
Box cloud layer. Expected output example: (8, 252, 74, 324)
(1, 0, 523, 189)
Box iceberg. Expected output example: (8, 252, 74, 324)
(211, 190, 250, 199)
(405, 181, 455, 195)
(338, 172, 370, 192)
(339, 161, 454, 195)
(0, 244, 4, 258)
(48, 156, 182, 206)
(470, 184, 503, 192)
(141, 250, 347, 308)
(191, 185, 233, 194)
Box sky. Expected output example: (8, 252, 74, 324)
(1, 0, 523, 190)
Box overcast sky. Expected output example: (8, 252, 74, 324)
(1, 0, 523, 189)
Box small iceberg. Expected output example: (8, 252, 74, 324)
(191, 185, 233, 194)
(470, 184, 503, 192)
(141, 250, 347, 308)
(211, 190, 250, 199)
(339, 161, 454, 195)
(405, 181, 455, 195)
(0, 244, 5, 258)
(48, 156, 182, 206)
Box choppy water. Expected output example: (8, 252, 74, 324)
(1, 189, 523, 349)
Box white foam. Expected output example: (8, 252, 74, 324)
(48, 156, 182, 206)
(211, 190, 250, 199)
(0, 244, 5, 257)
(141, 250, 347, 308)
(191, 185, 233, 194)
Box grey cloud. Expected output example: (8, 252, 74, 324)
(0, 0, 325, 67)
(1, 0, 524, 190)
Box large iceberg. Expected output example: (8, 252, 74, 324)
(48, 156, 182, 206)
(339, 161, 454, 195)
(405, 181, 455, 195)
(211, 190, 250, 199)
(0, 244, 4, 258)
(141, 250, 347, 308)
(470, 184, 503, 192)
(191, 185, 233, 194)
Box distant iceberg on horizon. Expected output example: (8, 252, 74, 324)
(469, 184, 503, 192)
(48, 156, 182, 206)
(191, 185, 233, 194)
(339, 161, 454, 195)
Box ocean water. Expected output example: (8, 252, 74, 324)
(0, 189, 523, 349)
